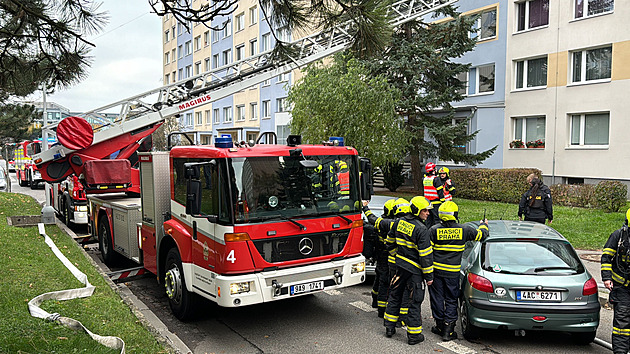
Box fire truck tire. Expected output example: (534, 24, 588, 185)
(62, 202, 71, 226)
(165, 247, 196, 321)
(98, 216, 117, 266)
(18, 173, 27, 187)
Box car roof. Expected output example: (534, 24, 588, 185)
(467, 220, 566, 242)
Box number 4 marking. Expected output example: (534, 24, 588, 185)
(227, 250, 236, 263)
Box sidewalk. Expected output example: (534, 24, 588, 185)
(576, 249, 610, 306)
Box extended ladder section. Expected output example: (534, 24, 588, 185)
(33, 0, 456, 174)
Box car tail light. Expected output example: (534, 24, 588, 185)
(583, 278, 597, 296)
(468, 273, 493, 293)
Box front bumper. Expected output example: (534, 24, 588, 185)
(185, 255, 366, 307)
(467, 298, 600, 332)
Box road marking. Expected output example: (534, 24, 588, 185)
(438, 341, 477, 354)
(349, 301, 377, 312)
(324, 289, 342, 296)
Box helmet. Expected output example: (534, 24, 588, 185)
(438, 201, 459, 221)
(410, 196, 432, 217)
(393, 198, 411, 216)
(438, 167, 450, 175)
(425, 162, 436, 173)
(327, 201, 339, 212)
(383, 198, 397, 217)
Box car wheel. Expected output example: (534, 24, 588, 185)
(460, 299, 481, 340)
(165, 247, 196, 321)
(572, 330, 596, 345)
(98, 216, 117, 266)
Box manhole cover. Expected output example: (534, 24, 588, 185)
(579, 253, 601, 262)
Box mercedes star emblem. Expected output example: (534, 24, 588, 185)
(298, 237, 314, 255)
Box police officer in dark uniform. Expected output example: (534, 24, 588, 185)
(383, 196, 434, 345)
(602, 209, 630, 354)
(518, 177, 553, 224)
(363, 198, 397, 317)
(428, 201, 489, 341)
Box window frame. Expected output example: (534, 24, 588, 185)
(471, 8, 497, 41)
(569, 112, 610, 147)
(223, 106, 233, 123)
(195, 111, 203, 126)
(473, 63, 496, 95)
(574, 0, 614, 20)
(249, 6, 258, 25)
(249, 38, 258, 57)
(194, 35, 201, 51)
(235, 44, 245, 62)
(512, 115, 546, 147)
(236, 105, 246, 121)
(185, 40, 192, 56)
(516, 0, 550, 33)
(261, 33, 271, 52)
(222, 20, 232, 38)
(276, 97, 287, 112)
(205, 109, 211, 124)
(250, 102, 258, 120)
(235, 12, 245, 32)
(570, 45, 612, 85)
(262, 100, 271, 119)
(514, 56, 548, 90)
(213, 108, 221, 124)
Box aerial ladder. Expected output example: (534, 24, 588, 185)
(33, 0, 456, 180)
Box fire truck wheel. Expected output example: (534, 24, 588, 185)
(18, 174, 27, 187)
(165, 247, 196, 321)
(98, 216, 117, 266)
(62, 201, 71, 226)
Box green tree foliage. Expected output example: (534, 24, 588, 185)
(287, 53, 409, 167)
(364, 6, 497, 190)
(0, 0, 107, 97)
(0, 102, 37, 143)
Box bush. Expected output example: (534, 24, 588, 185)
(549, 184, 596, 208)
(382, 162, 405, 192)
(595, 180, 627, 212)
(450, 168, 540, 204)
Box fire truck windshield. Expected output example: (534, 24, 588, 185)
(228, 155, 360, 224)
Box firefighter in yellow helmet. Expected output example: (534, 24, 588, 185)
(438, 167, 455, 202)
(423, 162, 445, 227)
(363, 198, 397, 317)
(428, 201, 488, 341)
(383, 196, 433, 345)
(602, 208, 630, 353)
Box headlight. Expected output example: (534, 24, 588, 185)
(230, 281, 251, 295)
(75, 205, 88, 212)
(351, 261, 365, 274)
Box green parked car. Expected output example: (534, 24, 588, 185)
(459, 220, 600, 345)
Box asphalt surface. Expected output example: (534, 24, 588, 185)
(8, 179, 617, 353)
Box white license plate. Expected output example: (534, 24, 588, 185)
(290, 281, 324, 295)
(516, 291, 561, 301)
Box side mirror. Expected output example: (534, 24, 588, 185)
(359, 157, 373, 200)
(184, 164, 200, 179)
(186, 179, 202, 216)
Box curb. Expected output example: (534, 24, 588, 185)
(55, 220, 192, 354)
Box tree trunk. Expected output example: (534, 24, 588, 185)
(406, 113, 423, 192)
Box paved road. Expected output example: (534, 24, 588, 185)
(10, 178, 615, 353)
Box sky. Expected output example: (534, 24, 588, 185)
(29, 2, 163, 113)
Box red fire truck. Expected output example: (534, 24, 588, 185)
(32, 0, 454, 319)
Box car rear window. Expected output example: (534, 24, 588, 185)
(481, 239, 584, 275)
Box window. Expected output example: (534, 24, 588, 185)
(178, 45, 183, 58)
(250, 102, 258, 120)
(250, 39, 258, 56)
(185, 41, 192, 55)
(204, 31, 210, 46)
(178, 68, 183, 80)
(205, 110, 211, 124)
(263, 79, 271, 86)
(517, 0, 549, 32)
(247, 132, 258, 143)
(195, 111, 203, 125)
(236, 105, 245, 121)
(514, 116, 546, 144)
(261, 33, 271, 51)
(570, 112, 609, 146)
(164, 52, 170, 64)
(277, 72, 289, 82)
(277, 125, 290, 145)
(185, 113, 193, 126)
(172, 71, 176, 83)
(223, 107, 232, 122)
(222, 49, 231, 65)
(223, 20, 232, 37)
(571, 46, 612, 83)
(456, 71, 468, 96)
(194, 36, 201, 51)
(185, 65, 192, 78)
(236, 44, 245, 61)
(471, 8, 497, 40)
(475, 64, 495, 94)
(277, 27, 290, 42)
(165, 73, 170, 84)
(276, 97, 287, 112)
(262, 100, 270, 118)
(194, 61, 201, 75)
(515, 57, 547, 89)
(171, 49, 176, 61)
(212, 54, 219, 69)
(164, 30, 170, 43)
(575, 0, 614, 19)
(249, 6, 257, 25)
(212, 29, 220, 42)
(213, 108, 220, 124)
(177, 22, 183, 36)
(235, 13, 245, 32)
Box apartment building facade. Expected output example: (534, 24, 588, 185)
(162, 0, 294, 146)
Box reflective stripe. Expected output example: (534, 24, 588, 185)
(601, 263, 612, 271)
(400, 307, 408, 315)
(434, 261, 461, 272)
(613, 327, 630, 336)
(418, 245, 433, 256)
(378, 301, 387, 307)
(423, 176, 439, 199)
(421, 265, 434, 274)
(603, 248, 617, 256)
(365, 210, 374, 217)
(388, 256, 396, 263)
(396, 237, 418, 250)
(433, 244, 465, 252)
(384, 313, 399, 323)
(612, 271, 628, 285)
(407, 326, 423, 334)
(371, 289, 378, 295)
(397, 254, 421, 269)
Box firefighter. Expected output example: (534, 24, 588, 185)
(383, 196, 434, 345)
(602, 209, 630, 354)
(438, 167, 455, 201)
(363, 198, 397, 317)
(384, 198, 412, 322)
(423, 162, 445, 227)
(329, 160, 350, 197)
(428, 201, 489, 341)
(518, 177, 553, 224)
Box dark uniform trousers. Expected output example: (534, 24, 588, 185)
(387, 262, 410, 321)
(611, 285, 630, 353)
(428, 276, 460, 323)
(372, 250, 390, 309)
(384, 268, 425, 340)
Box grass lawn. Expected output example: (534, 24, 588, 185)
(379, 190, 627, 250)
(0, 193, 166, 353)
